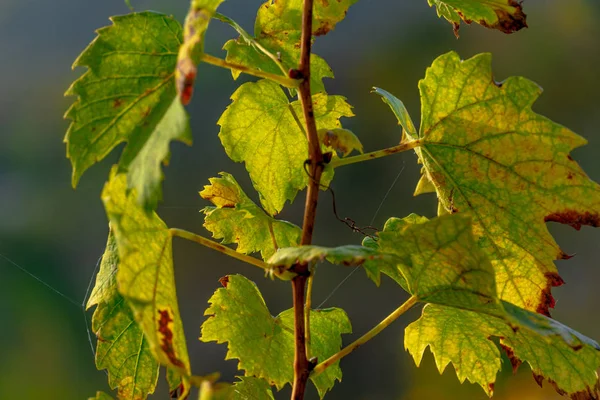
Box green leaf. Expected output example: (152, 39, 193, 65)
(361, 236, 409, 289)
(200, 172, 301, 260)
(372, 87, 417, 141)
(268, 245, 387, 268)
(200, 274, 352, 398)
(427, 0, 527, 36)
(377, 52, 600, 315)
(64, 12, 190, 210)
(318, 128, 363, 157)
(373, 213, 504, 317)
(86, 230, 160, 399)
(223, 0, 358, 93)
(176, 0, 226, 104)
(102, 171, 191, 393)
(405, 303, 600, 397)
(218, 79, 353, 214)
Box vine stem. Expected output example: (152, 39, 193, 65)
(169, 228, 269, 271)
(199, 53, 300, 88)
(330, 140, 421, 169)
(292, 0, 322, 398)
(311, 295, 418, 377)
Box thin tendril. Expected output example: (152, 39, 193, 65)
(314, 160, 406, 308)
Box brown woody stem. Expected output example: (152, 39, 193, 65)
(292, 0, 321, 398)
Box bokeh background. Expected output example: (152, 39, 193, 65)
(1, 1, 599, 399)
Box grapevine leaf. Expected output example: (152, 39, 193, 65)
(223, 0, 358, 93)
(376, 52, 600, 315)
(86, 230, 160, 399)
(361, 236, 409, 289)
(65, 12, 190, 210)
(224, 38, 332, 94)
(427, 0, 527, 36)
(405, 304, 600, 397)
(175, 0, 226, 104)
(268, 245, 387, 268)
(200, 172, 301, 260)
(102, 171, 191, 395)
(218, 79, 353, 214)
(374, 214, 504, 317)
(255, 0, 359, 38)
(89, 392, 114, 400)
(318, 128, 363, 157)
(200, 274, 352, 398)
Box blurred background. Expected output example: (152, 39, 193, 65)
(1, 0, 599, 399)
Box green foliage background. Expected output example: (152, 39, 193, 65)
(0, 0, 599, 398)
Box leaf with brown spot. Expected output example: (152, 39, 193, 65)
(376, 52, 600, 315)
(427, 0, 527, 36)
(102, 171, 191, 397)
(406, 303, 600, 398)
(318, 128, 363, 157)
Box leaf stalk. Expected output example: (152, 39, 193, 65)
(200, 53, 300, 88)
(330, 140, 421, 168)
(311, 295, 418, 377)
(169, 228, 269, 271)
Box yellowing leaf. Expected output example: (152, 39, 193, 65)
(427, 0, 527, 36)
(200, 172, 301, 260)
(405, 304, 600, 397)
(318, 128, 363, 157)
(176, 0, 226, 104)
(86, 230, 159, 399)
(200, 275, 351, 398)
(372, 214, 505, 317)
(218, 79, 352, 214)
(102, 171, 191, 394)
(65, 12, 191, 210)
(223, 0, 358, 93)
(255, 0, 359, 38)
(376, 52, 600, 315)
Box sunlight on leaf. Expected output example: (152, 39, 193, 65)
(405, 304, 600, 397)
(200, 172, 301, 260)
(372, 214, 503, 317)
(86, 230, 159, 399)
(102, 171, 191, 396)
(200, 275, 351, 398)
(218, 79, 352, 214)
(376, 52, 600, 315)
(64, 12, 189, 210)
